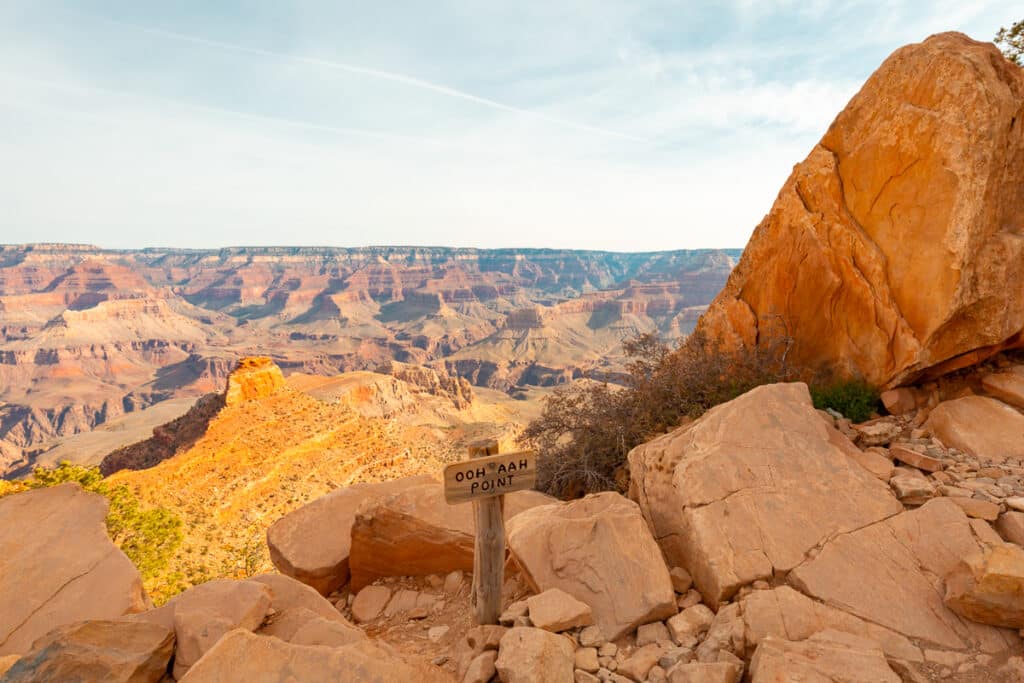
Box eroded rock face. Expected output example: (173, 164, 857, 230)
(1, 620, 174, 683)
(789, 498, 1016, 652)
(348, 482, 554, 590)
(224, 357, 285, 406)
(0, 484, 150, 656)
(628, 383, 901, 608)
(506, 492, 676, 640)
(696, 32, 1024, 388)
(266, 475, 435, 595)
(944, 543, 1024, 628)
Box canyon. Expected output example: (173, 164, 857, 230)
(0, 245, 739, 477)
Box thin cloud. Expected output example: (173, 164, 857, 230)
(99, 17, 650, 144)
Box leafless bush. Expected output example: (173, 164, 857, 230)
(525, 329, 794, 499)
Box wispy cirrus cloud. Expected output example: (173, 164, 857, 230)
(0, 0, 1014, 250)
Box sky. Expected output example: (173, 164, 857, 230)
(0, 1, 1016, 251)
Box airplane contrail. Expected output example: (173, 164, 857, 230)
(0, 73, 451, 147)
(104, 19, 649, 144)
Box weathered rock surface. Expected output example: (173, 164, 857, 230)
(525, 589, 593, 633)
(739, 586, 921, 662)
(997, 511, 1024, 546)
(349, 482, 554, 590)
(666, 662, 740, 683)
(494, 627, 574, 683)
(695, 32, 1024, 388)
(944, 543, 1024, 628)
(247, 573, 343, 623)
(926, 396, 1024, 462)
(223, 356, 285, 406)
(266, 475, 435, 595)
(789, 498, 1016, 652)
(748, 631, 900, 682)
(628, 383, 901, 607)
(506, 492, 676, 639)
(0, 484, 150, 656)
(134, 579, 272, 679)
(0, 620, 173, 683)
(982, 370, 1024, 409)
(177, 628, 452, 682)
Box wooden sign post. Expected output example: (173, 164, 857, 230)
(443, 440, 536, 625)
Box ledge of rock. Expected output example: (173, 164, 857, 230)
(628, 382, 901, 608)
(0, 483, 150, 656)
(177, 628, 452, 682)
(925, 396, 1024, 462)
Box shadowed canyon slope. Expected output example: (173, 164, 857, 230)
(698, 32, 1024, 388)
(0, 245, 739, 476)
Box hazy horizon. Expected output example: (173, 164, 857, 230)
(1, 1, 1014, 251)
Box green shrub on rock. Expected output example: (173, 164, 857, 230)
(810, 380, 879, 423)
(0, 461, 183, 583)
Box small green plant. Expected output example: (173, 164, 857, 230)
(810, 380, 879, 423)
(0, 462, 183, 583)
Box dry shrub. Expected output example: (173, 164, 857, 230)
(525, 330, 794, 499)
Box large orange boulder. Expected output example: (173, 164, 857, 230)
(697, 33, 1024, 388)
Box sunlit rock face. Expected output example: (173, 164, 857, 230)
(698, 32, 1024, 388)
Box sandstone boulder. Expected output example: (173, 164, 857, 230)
(506, 492, 676, 639)
(494, 627, 573, 683)
(748, 631, 900, 682)
(982, 371, 1024, 409)
(139, 579, 273, 679)
(695, 32, 1024, 388)
(628, 383, 901, 607)
(177, 628, 452, 682)
(926, 397, 1024, 462)
(266, 475, 434, 595)
(944, 543, 1024, 628)
(666, 662, 740, 683)
(349, 482, 554, 590)
(789, 498, 1016, 652)
(0, 484, 150, 656)
(525, 589, 593, 632)
(996, 511, 1024, 546)
(0, 620, 173, 683)
(247, 573, 344, 623)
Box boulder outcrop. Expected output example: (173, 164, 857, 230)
(266, 475, 435, 595)
(628, 383, 901, 607)
(925, 396, 1024, 462)
(506, 492, 677, 639)
(0, 620, 174, 683)
(348, 482, 554, 590)
(0, 484, 150, 656)
(696, 32, 1024, 388)
(944, 543, 1024, 628)
(748, 631, 900, 682)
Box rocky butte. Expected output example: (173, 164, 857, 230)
(1, 31, 1024, 683)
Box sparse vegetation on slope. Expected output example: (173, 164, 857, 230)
(0, 461, 183, 586)
(525, 331, 795, 498)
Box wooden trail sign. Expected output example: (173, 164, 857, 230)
(442, 450, 536, 504)
(444, 441, 536, 625)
